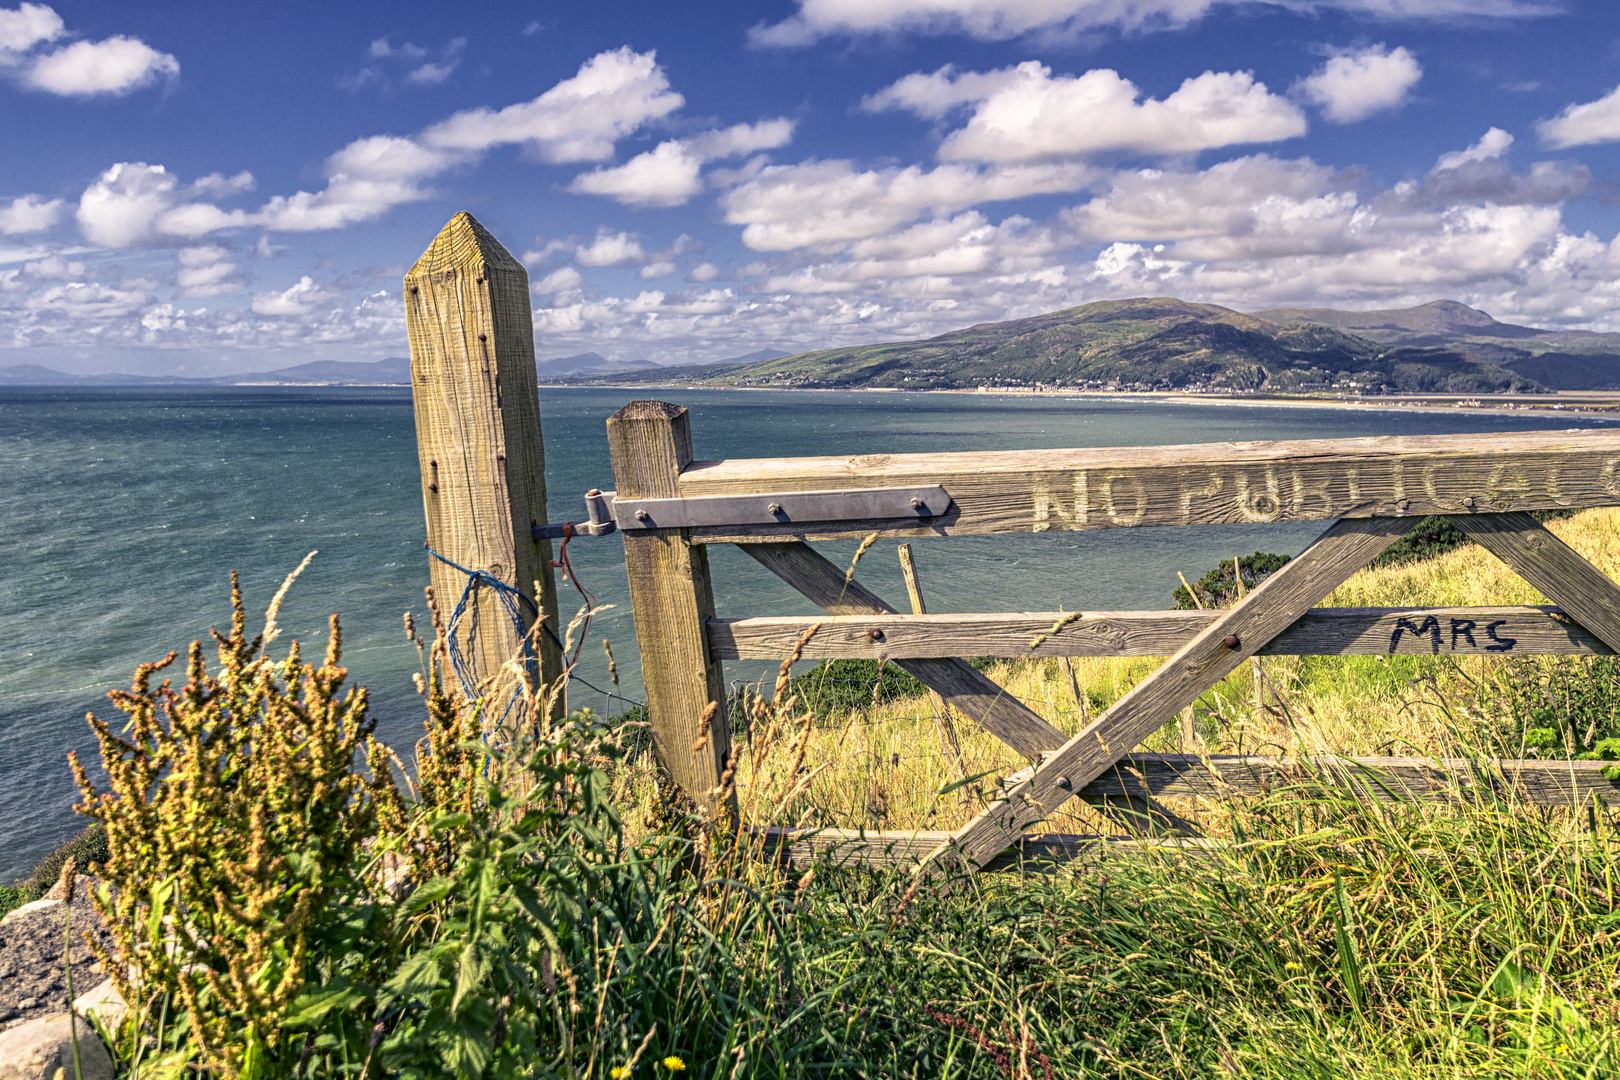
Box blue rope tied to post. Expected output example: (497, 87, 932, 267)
(424, 543, 565, 701)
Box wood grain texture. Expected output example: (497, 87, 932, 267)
(897, 543, 963, 773)
(663, 429, 1620, 542)
(742, 541, 1066, 760)
(608, 402, 732, 815)
(404, 212, 561, 699)
(1079, 753, 1620, 807)
(941, 516, 1418, 871)
(707, 605, 1609, 659)
(1453, 511, 1620, 653)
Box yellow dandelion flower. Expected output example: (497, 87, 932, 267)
(663, 1057, 686, 1072)
(1285, 962, 1301, 971)
(1556, 1045, 1569, 1055)
(611, 1068, 631, 1079)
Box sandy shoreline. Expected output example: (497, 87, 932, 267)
(537, 382, 1620, 423)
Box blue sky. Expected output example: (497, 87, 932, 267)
(5, 0, 1620, 375)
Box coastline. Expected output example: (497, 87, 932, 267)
(536, 382, 1620, 422)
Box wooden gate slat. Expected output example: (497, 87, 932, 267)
(742, 541, 1066, 761)
(1453, 512, 1620, 653)
(937, 516, 1419, 871)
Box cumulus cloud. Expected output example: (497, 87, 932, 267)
(251, 275, 345, 316)
(0, 4, 178, 96)
(0, 2, 62, 53)
(1434, 127, 1513, 171)
(569, 118, 795, 207)
(25, 36, 178, 95)
(419, 47, 681, 161)
(533, 266, 582, 293)
(750, 0, 1556, 47)
(1538, 84, 1620, 148)
(868, 61, 1304, 162)
(174, 245, 244, 297)
(720, 159, 1094, 250)
(1295, 44, 1422, 123)
(575, 230, 650, 267)
(0, 193, 63, 234)
(73, 48, 697, 245)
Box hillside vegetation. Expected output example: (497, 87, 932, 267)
(577, 297, 1561, 394)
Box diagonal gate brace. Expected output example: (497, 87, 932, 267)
(932, 515, 1423, 873)
(742, 541, 1065, 762)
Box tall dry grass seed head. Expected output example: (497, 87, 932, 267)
(69, 570, 402, 1079)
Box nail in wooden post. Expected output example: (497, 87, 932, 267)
(607, 401, 733, 815)
(404, 212, 562, 707)
(898, 543, 964, 777)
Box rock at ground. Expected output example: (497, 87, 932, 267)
(0, 883, 115, 1033)
(0, 1012, 114, 1080)
(71, 980, 125, 1035)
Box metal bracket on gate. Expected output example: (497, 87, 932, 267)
(609, 485, 953, 530)
(531, 489, 618, 540)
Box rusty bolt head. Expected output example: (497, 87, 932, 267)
(869, 628, 885, 641)
(1055, 775, 1072, 790)
(478, 333, 487, 342)
(1396, 499, 1411, 511)
(1462, 496, 1476, 508)
(1223, 634, 1241, 649)
(409, 285, 419, 294)
(475, 276, 484, 284)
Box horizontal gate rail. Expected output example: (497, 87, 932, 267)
(709, 604, 1611, 659)
(664, 429, 1620, 542)
(763, 753, 1620, 871)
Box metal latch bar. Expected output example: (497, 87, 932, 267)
(612, 485, 952, 530)
(532, 489, 618, 540)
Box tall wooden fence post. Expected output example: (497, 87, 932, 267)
(404, 212, 562, 709)
(607, 401, 733, 817)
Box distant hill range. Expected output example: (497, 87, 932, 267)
(0, 347, 796, 388)
(10, 300, 1620, 393)
(563, 298, 1620, 394)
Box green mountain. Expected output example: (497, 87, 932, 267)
(1255, 299, 1620, 391)
(579, 297, 1548, 394)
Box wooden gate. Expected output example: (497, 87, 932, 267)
(604, 399, 1620, 873)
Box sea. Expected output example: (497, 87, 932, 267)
(1, 385, 1611, 881)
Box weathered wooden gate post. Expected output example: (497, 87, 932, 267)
(607, 401, 733, 816)
(404, 212, 562, 705)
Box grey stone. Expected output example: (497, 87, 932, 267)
(0, 1012, 114, 1080)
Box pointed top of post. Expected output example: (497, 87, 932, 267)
(406, 211, 523, 281)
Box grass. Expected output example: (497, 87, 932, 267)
(32, 510, 1620, 1076)
(589, 508, 1620, 1076)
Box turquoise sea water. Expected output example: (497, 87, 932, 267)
(0, 385, 1609, 881)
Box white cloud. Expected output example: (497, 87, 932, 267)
(638, 260, 676, 279)
(569, 118, 795, 207)
(720, 158, 1094, 250)
(251, 275, 342, 316)
(0, 193, 63, 234)
(1538, 84, 1620, 148)
(174, 245, 243, 297)
(1295, 44, 1422, 124)
(190, 171, 256, 198)
(869, 62, 1305, 162)
(750, 0, 1555, 47)
(407, 61, 457, 86)
(26, 35, 178, 95)
(1434, 127, 1513, 171)
(420, 47, 681, 162)
(575, 230, 649, 267)
(686, 262, 721, 281)
(76, 162, 178, 247)
(533, 266, 582, 293)
(21, 253, 82, 279)
(0, 2, 62, 53)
